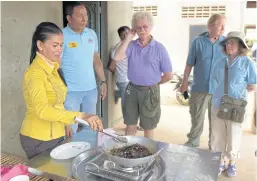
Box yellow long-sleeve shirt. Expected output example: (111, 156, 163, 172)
(20, 53, 81, 141)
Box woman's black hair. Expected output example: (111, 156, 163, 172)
(30, 22, 62, 64)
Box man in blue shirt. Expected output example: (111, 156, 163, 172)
(61, 2, 107, 136)
(180, 14, 226, 148)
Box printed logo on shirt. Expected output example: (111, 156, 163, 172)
(68, 42, 78, 48)
(88, 39, 93, 43)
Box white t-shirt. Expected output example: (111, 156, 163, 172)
(111, 42, 129, 83)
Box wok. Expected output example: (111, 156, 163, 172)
(101, 136, 160, 168)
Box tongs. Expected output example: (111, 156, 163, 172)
(74, 117, 128, 143)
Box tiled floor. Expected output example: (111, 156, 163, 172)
(113, 83, 257, 181)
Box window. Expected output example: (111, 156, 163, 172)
(244, 25, 257, 38)
(246, 1, 257, 8)
(181, 6, 226, 18)
(244, 25, 257, 50)
(133, 6, 158, 16)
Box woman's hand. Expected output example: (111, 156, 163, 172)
(82, 113, 103, 131)
(65, 126, 72, 138)
(247, 84, 256, 92)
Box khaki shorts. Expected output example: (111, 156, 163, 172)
(210, 106, 242, 160)
(123, 82, 161, 130)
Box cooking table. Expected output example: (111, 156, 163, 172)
(28, 129, 221, 181)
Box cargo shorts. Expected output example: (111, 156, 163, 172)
(123, 82, 161, 130)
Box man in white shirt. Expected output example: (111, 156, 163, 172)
(109, 26, 143, 131)
(109, 26, 130, 103)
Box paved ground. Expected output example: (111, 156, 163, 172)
(114, 83, 257, 181)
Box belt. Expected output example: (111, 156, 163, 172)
(130, 82, 159, 90)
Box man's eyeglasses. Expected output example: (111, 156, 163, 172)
(135, 25, 149, 31)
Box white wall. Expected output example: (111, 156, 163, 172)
(133, 0, 243, 73)
(132, 0, 256, 132)
(1, 1, 63, 157)
(243, 1, 257, 40)
(107, 1, 133, 127)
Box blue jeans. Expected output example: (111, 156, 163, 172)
(64, 89, 98, 135)
(116, 82, 129, 106)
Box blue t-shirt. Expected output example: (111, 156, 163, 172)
(211, 56, 257, 109)
(61, 25, 98, 91)
(187, 32, 226, 94)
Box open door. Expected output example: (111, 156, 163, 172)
(189, 25, 207, 46)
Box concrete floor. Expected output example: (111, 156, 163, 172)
(113, 83, 257, 181)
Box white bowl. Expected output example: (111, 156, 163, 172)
(9, 175, 30, 181)
(50, 142, 91, 160)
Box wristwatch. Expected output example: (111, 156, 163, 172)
(100, 80, 107, 85)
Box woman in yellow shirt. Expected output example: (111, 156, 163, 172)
(20, 22, 103, 159)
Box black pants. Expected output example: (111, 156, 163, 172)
(20, 134, 64, 159)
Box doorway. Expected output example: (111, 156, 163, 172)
(189, 25, 207, 46)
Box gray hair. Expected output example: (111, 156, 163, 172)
(131, 12, 154, 29)
(207, 14, 226, 26)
